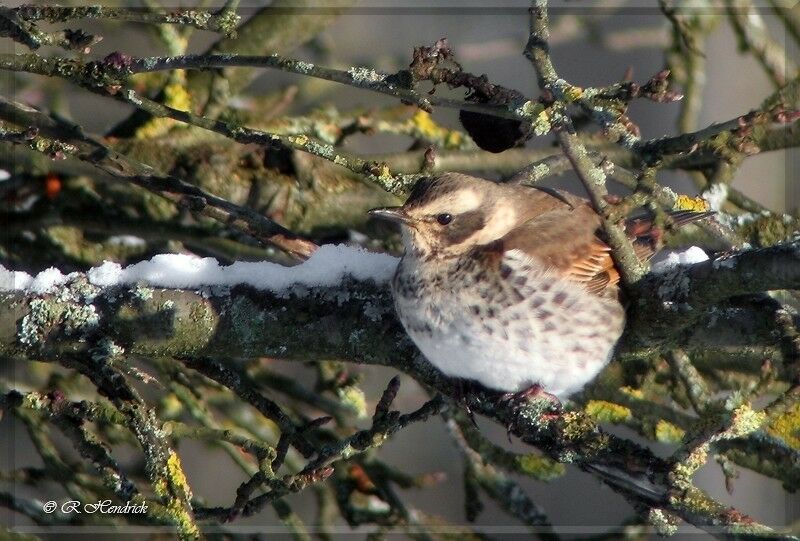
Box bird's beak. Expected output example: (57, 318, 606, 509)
(368, 206, 414, 226)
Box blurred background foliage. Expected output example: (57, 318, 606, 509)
(1, 1, 799, 539)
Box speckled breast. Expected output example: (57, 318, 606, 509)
(390, 250, 626, 396)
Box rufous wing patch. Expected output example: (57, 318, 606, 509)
(567, 238, 620, 294)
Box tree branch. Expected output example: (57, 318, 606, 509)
(1, 239, 798, 537)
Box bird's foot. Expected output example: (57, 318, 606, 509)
(453, 379, 479, 428)
(500, 384, 562, 441)
(502, 383, 562, 407)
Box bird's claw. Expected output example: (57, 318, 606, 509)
(500, 384, 562, 441)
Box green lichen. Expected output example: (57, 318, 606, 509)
(531, 108, 552, 136)
(133, 285, 154, 301)
(292, 61, 315, 74)
(61, 302, 99, 335)
(585, 165, 607, 186)
(722, 403, 766, 440)
(559, 411, 599, 443)
(228, 296, 266, 349)
(30, 136, 78, 157)
(189, 301, 216, 330)
(18, 293, 99, 348)
(517, 100, 544, 118)
(69, 276, 101, 301)
(668, 485, 718, 517)
(214, 9, 241, 36)
(19, 298, 55, 347)
(671, 444, 709, 485)
(337, 385, 367, 419)
(648, 508, 679, 536)
(737, 213, 800, 248)
(91, 337, 125, 362)
(347, 66, 385, 84)
(528, 163, 550, 181)
(21, 390, 49, 411)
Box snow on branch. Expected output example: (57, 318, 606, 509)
(1, 244, 397, 294)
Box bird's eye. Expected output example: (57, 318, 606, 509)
(436, 213, 453, 225)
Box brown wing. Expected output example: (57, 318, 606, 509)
(497, 202, 619, 295)
(493, 189, 714, 296)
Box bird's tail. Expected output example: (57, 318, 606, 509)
(625, 210, 716, 261)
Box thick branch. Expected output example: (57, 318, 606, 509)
(1, 239, 798, 536)
(626, 240, 800, 349)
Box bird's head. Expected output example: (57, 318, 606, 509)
(369, 173, 522, 257)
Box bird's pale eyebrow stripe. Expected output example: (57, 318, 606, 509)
(450, 189, 481, 210)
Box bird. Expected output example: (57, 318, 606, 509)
(369, 172, 711, 399)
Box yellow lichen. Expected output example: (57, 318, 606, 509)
(374, 163, 392, 180)
(674, 194, 711, 212)
(163, 451, 199, 538)
(166, 451, 192, 500)
(408, 110, 464, 149)
(655, 420, 686, 443)
(766, 402, 800, 449)
(163, 78, 192, 112)
(560, 411, 597, 441)
(532, 108, 551, 136)
(620, 386, 645, 399)
(584, 400, 633, 424)
(135, 119, 175, 140)
(160, 395, 184, 419)
(135, 74, 192, 140)
(563, 84, 584, 102)
(515, 454, 566, 481)
(288, 134, 310, 146)
(444, 130, 464, 148)
(410, 110, 440, 136)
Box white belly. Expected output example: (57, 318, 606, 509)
(392, 253, 625, 397)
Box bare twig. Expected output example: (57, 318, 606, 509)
(524, 2, 647, 284)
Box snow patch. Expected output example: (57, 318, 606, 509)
(0, 266, 33, 291)
(1, 244, 399, 294)
(107, 235, 147, 248)
(702, 183, 728, 212)
(650, 246, 709, 274)
(29, 267, 73, 294)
